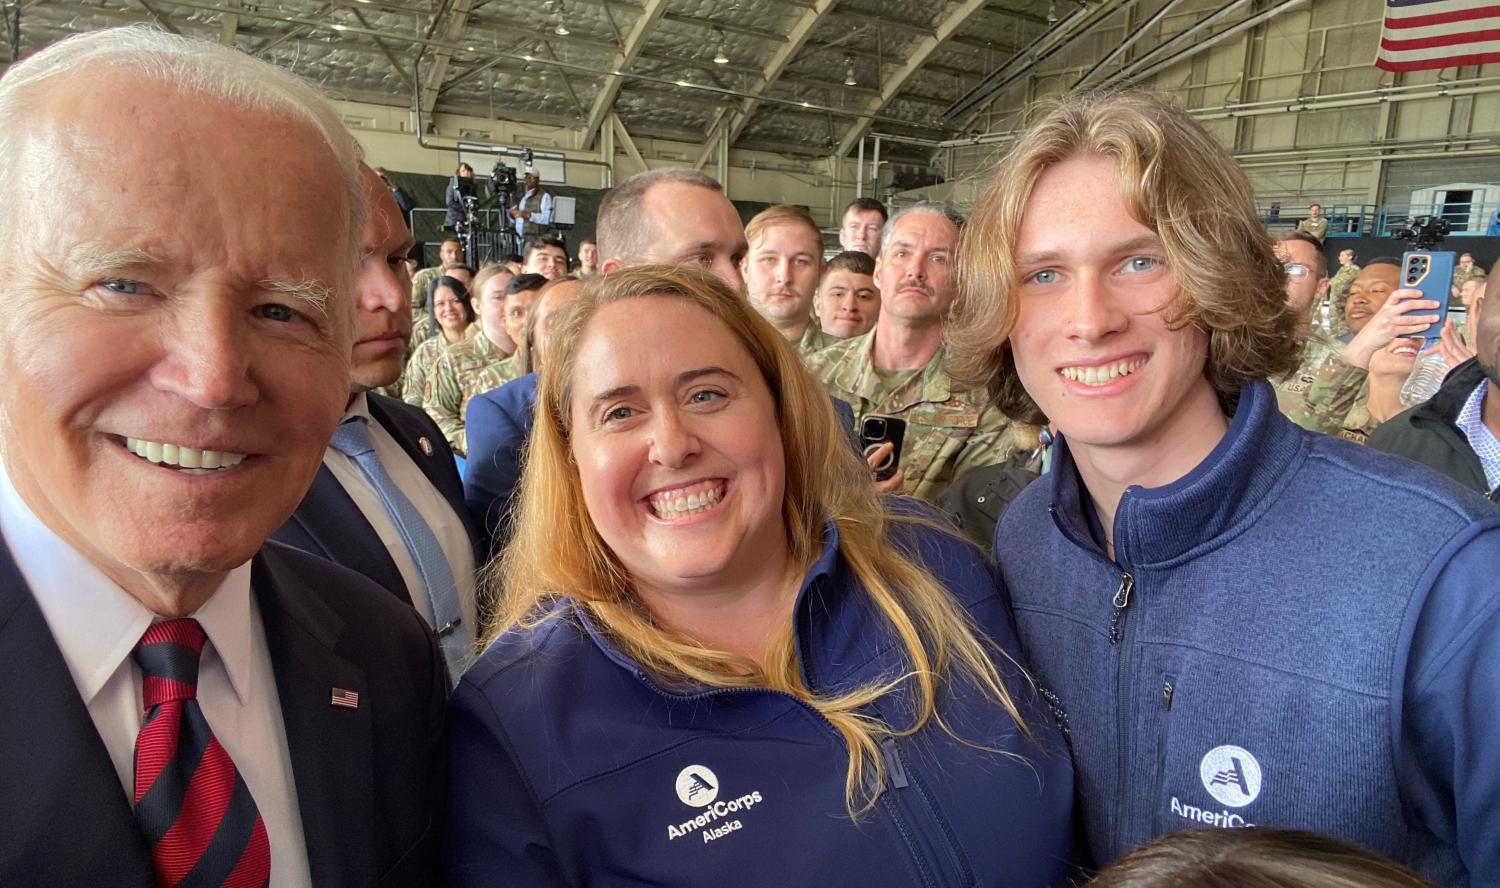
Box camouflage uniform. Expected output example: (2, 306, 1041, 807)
(803, 331, 1021, 501)
(411, 312, 434, 347)
(1334, 380, 1379, 445)
(1296, 216, 1329, 243)
(795, 321, 839, 357)
(1273, 329, 1366, 435)
(1452, 264, 1487, 295)
(423, 334, 519, 457)
(411, 265, 442, 313)
(401, 328, 473, 407)
(1323, 262, 1360, 337)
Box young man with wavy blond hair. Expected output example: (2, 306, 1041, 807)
(949, 88, 1500, 882)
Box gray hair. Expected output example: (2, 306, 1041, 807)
(596, 167, 725, 264)
(880, 201, 966, 253)
(0, 26, 365, 274)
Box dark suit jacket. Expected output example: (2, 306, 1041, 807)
(0, 539, 447, 887)
(462, 372, 539, 560)
(274, 393, 484, 607)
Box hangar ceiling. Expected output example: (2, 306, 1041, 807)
(6, 0, 1312, 163)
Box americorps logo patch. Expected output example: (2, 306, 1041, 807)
(675, 765, 720, 807)
(1199, 745, 1262, 808)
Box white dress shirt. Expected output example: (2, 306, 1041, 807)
(0, 463, 313, 888)
(322, 393, 479, 642)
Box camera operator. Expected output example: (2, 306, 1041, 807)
(445, 162, 478, 228)
(508, 166, 552, 242)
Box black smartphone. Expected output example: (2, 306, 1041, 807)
(859, 415, 907, 481)
(1400, 250, 1454, 341)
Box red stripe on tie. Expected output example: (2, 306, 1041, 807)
(221, 817, 272, 888)
(134, 701, 184, 805)
(141, 620, 207, 653)
(151, 736, 238, 886)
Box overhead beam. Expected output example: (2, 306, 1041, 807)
(610, 113, 649, 174)
(580, 0, 669, 150)
(419, 0, 478, 115)
(836, 8, 932, 37)
(714, 0, 840, 147)
(662, 12, 788, 44)
(219, 0, 239, 47)
(836, 0, 990, 157)
(133, 0, 182, 35)
(350, 6, 415, 93)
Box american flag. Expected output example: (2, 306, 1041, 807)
(1376, 1, 1500, 72)
(330, 687, 361, 710)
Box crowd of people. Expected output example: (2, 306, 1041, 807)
(2, 25, 1498, 888)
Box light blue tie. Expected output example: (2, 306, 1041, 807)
(330, 417, 471, 680)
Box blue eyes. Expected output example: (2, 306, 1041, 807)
(1031, 270, 1058, 285)
(258, 304, 299, 322)
(101, 279, 145, 295)
(1126, 256, 1161, 273)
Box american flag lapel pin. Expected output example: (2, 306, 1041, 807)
(418, 436, 434, 457)
(331, 687, 360, 710)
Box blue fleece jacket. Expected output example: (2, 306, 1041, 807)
(444, 518, 1076, 886)
(997, 380, 1500, 886)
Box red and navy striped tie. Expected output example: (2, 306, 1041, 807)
(132, 619, 271, 888)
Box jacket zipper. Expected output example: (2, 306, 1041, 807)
(1108, 572, 1135, 645)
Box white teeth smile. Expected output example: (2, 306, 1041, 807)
(648, 480, 725, 520)
(1060, 359, 1146, 387)
(124, 437, 247, 473)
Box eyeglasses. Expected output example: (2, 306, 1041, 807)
(1283, 262, 1313, 279)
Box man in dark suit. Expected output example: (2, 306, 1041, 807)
(275, 167, 484, 678)
(0, 29, 443, 887)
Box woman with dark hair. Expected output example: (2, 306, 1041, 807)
(402, 275, 474, 406)
(444, 161, 477, 227)
(444, 265, 1076, 886)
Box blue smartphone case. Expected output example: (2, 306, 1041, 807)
(1400, 250, 1454, 340)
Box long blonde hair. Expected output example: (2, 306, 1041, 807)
(485, 264, 1033, 815)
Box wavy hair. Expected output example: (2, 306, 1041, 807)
(484, 264, 1032, 816)
(948, 89, 1301, 424)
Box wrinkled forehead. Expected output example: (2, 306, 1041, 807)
(8, 72, 352, 271)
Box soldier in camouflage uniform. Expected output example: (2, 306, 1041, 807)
(402, 274, 475, 405)
(1322, 248, 1360, 337)
(740, 205, 839, 357)
(411, 237, 465, 314)
(804, 202, 1019, 501)
(1451, 252, 1486, 298)
(1272, 233, 1368, 434)
(806, 334, 1024, 500)
(423, 272, 545, 455)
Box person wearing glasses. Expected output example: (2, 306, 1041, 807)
(1272, 232, 1368, 435)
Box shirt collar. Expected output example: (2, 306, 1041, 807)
(344, 391, 373, 424)
(1456, 380, 1500, 490)
(0, 458, 257, 707)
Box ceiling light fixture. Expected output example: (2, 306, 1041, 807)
(843, 57, 857, 87)
(714, 47, 729, 64)
(1046, 0, 1058, 23)
(555, 23, 570, 35)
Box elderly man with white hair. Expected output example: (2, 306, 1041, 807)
(0, 28, 446, 887)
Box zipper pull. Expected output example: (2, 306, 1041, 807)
(1108, 571, 1135, 645)
(880, 736, 909, 790)
(1162, 680, 1174, 712)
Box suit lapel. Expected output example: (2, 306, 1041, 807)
(0, 543, 153, 884)
(367, 394, 484, 567)
(254, 548, 378, 888)
(295, 466, 409, 606)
